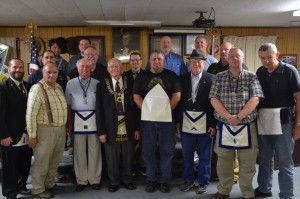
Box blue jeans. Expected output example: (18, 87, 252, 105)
(140, 121, 175, 183)
(181, 132, 213, 185)
(257, 119, 295, 199)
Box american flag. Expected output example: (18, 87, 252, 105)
(29, 33, 39, 74)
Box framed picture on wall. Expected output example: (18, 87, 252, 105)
(76, 36, 105, 58)
(149, 35, 183, 56)
(279, 54, 297, 68)
(112, 27, 140, 63)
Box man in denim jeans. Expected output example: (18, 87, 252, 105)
(255, 43, 300, 199)
(133, 50, 182, 193)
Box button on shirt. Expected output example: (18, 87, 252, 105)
(26, 80, 67, 138)
(209, 69, 264, 124)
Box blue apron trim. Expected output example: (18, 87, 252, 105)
(72, 110, 97, 135)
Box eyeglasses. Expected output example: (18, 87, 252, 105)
(84, 53, 97, 56)
(130, 59, 141, 62)
(108, 65, 120, 68)
(229, 55, 243, 59)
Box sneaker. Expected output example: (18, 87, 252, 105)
(196, 184, 207, 194)
(55, 171, 66, 182)
(254, 188, 272, 197)
(145, 181, 157, 193)
(158, 183, 170, 193)
(179, 181, 195, 192)
(68, 147, 74, 155)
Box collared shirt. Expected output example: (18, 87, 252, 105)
(9, 76, 27, 95)
(112, 76, 125, 109)
(26, 79, 67, 138)
(191, 72, 202, 93)
(65, 77, 99, 110)
(145, 52, 187, 76)
(209, 69, 264, 124)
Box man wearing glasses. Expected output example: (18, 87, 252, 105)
(123, 52, 145, 81)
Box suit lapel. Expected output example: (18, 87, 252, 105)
(196, 72, 207, 99)
(7, 78, 25, 99)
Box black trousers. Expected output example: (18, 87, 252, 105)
(104, 140, 135, 185)
(1, 147, 32, 197)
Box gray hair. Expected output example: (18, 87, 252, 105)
(108, 58, 122, 68)
(76, 58, 92, 68)
(258, 43, 278, 53)
(195, 35, 207, 42)
(150, 50, 165, 60)
(84, 45, 97, 52)
(42, 62, 57, 71)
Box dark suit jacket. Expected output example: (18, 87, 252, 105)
(96, 75, 138, 144)
(0, 78, 31, 145)
(178, 71, 217, 128)
(122, 68, 145, 82)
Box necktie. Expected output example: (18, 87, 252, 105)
(19, 83, 27, 98)
(115, 81, 124, 115)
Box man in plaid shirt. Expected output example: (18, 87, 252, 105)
(209, 48, 264, 199)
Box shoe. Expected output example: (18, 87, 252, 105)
(196, 184, 207, 194)
(91, 183, 101, 190)
(158, 183, 170, 193)
(6, 197, 17, 199)
(32, 191, 54, 198)
(122, 182, 136, 190)
(212, 192, 229, 199)
(55, 171, 66, 182)
(179, 181, 195, 192)
(254, 188, 272, 197)
(145, 181, 157, 193)
(140, 167, 146, 176)
(108, 184, 119, 192)
(68, 147, 74, 155)
(19, 188, 31, 195)
(46, 184, 64, 191)
(75, 184, 87, 192)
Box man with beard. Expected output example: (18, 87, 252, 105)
(0, 58, 33, 199)
(70, 46, 108, 81)
(133, 50, 182, 193)
(145, 36, 187, 76)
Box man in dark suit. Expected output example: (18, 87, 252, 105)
(123, 52, 144, 81)
(96, 58, 140, 192)
(177, 51, 216, 195)
(0, 58, 33, 199)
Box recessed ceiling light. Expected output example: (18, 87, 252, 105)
(293, 10, 300, 16)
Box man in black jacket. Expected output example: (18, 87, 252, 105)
(0, 58, 33, 199)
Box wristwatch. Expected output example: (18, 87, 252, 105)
(295, 123, 300, 128)
(236, 115, 241, 121)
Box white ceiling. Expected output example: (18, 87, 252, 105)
(0, 0, 300, 27)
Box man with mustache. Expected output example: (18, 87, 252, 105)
(0, 58, 33, 199)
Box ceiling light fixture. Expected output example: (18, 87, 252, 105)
(293, 10, 300, 16)
(85, 20, 161, 27)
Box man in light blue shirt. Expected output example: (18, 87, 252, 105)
(187, 35, 218, 71)
(65, 58, 102, 192)
(145, 36, 187, 76)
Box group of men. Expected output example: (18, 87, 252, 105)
(0, 34, 299, 199)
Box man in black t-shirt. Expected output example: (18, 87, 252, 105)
(133, 50, 182, 193)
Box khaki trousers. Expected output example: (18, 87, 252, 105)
(74, 134, 102, 185)
(214, 122, 258, 198)
(31, 124, 66, 195)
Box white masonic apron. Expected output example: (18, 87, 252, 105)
(182, 110, 207, 134)
(218, 122, 251, 149)
(141, 84, 172, 122)
(257, 108, 283, 135)
(72, 110, 97, 134)
(9, 131, 29, 150)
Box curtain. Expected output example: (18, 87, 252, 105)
(223, 36, 277, 72)
(0, 37, 17, 61)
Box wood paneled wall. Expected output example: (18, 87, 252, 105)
(0, 26, 299, 79)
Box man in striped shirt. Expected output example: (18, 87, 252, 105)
(26, 62, 67, 199)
